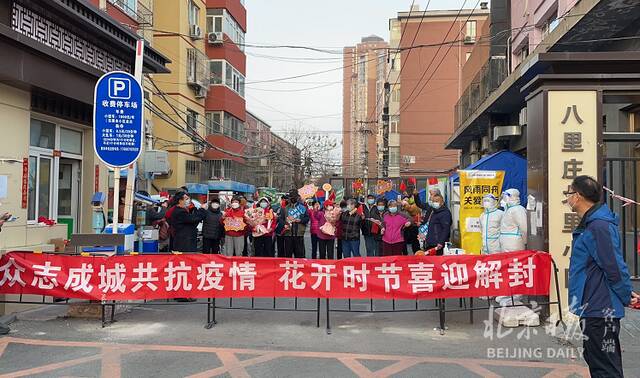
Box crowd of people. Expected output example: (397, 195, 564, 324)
(146, 186, 453, 258)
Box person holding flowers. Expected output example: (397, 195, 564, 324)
(246, 197, 276, 257)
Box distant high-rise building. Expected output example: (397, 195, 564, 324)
(342, 35, 388, 179)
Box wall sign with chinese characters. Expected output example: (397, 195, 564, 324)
(547, 91, 598, 291)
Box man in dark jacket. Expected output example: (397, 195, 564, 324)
(567, 175, 638, 377)
(340, 198, 362, 258)
(168, 192, 206, 253)
(202, 198, 224, 254)
(424, 193, 452, 255)
(278, 189, 309, 258)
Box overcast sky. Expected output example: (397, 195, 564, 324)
(244, 0, 473, 147)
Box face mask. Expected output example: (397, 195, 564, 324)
(500, 200, 507, 208)
(389, 207, 398, 213)
(377, 205, 385, 212)
(184, 199, 191, 206)
(565, 193, 578, 212)
(347, 205, 354, 211)
(432, 202, 441, 210)
(482, 200, 494, 210)
(367, 199, 375, 205)
(341, 207, 348, 212)
(231, 202, 240, 209)
(211, 203, 220, 210)
(260, 202, 268, 209)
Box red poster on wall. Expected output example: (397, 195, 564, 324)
(94, 164, 100, 192)
(21, 158, 28, 209)
(0, 251, 551, 301)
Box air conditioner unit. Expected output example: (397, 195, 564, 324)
(519, 107, 528, 126)
(464, 35, 475, 44)
(194, 86, 207, 99)
(207, 32, 223, 45)
(480, 135, 490, 151)
(189, 24, 202, 39)
(469, 139, 479, 152)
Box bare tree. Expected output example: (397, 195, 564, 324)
(273, 126, 339, 188)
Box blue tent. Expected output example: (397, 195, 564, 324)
(451, 150, 528, 207)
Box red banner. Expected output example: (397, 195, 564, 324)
(0, 251, 551, 301)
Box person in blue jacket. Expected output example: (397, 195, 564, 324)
(567, 175, 638, 377)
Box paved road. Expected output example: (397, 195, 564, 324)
(3, 295, 639, 377)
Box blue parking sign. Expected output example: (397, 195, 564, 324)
(93, 71, 143, 167)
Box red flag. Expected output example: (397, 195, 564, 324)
(408, 177, 417, 186)
(428, 177, 439, 185)
(328, 190, 336, 201)
(399, 181, 407, 192)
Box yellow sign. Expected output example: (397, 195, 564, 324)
(459, 170, 505, 255)
(547, 91, 598, 302)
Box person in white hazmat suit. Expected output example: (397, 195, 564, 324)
(499, 188, 528, 251)
(497, 188, 528, 306)
(479, 194, 503, 254)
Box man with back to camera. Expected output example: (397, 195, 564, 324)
(566, 175, 639, 377)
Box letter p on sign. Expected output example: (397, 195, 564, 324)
(109, 77, 131, 99)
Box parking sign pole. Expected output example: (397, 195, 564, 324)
(123, 40, 145, 224)
(112, 168, 120, 239)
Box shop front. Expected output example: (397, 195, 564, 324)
(0, 0, 168, 255)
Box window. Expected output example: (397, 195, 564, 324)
(28, 118, 84, 222)
(224, 113, 245, 141)
(205, 112, 222, 134)
(30, 119, 55, 149)
(60, 128, 82, 154)
(206, 9, 245, 50)
(391, 86, 401, 103)
(27, 155, 54, 221)
(185, 160, 202, 183)
(209, 61, 223, 84)
(389, 147, 400, 166)
(188, 0, 199, 26)
(541, 16, 560, 39)
(390, 116, 400, 133)
(186, 109, 198, 133)
(108, 0, 137, 18)
(465, 21, 477, 41)
(358, 56, 366, 83)
(210, 60, 245, 97)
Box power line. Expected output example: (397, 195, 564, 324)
(397, 0, 471, 116)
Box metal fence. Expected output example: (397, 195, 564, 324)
(0, 257, 565, 335)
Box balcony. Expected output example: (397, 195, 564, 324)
(454, 56, 507, 130)
(187, 48, 211, 97)
(107, 0, 153, 26)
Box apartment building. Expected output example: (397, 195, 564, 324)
(152, 0, 209, 188)
(342, 35, 388, 179)
(385, 5, 489, 177)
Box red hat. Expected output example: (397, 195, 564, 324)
(323, 200, 334, 208)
